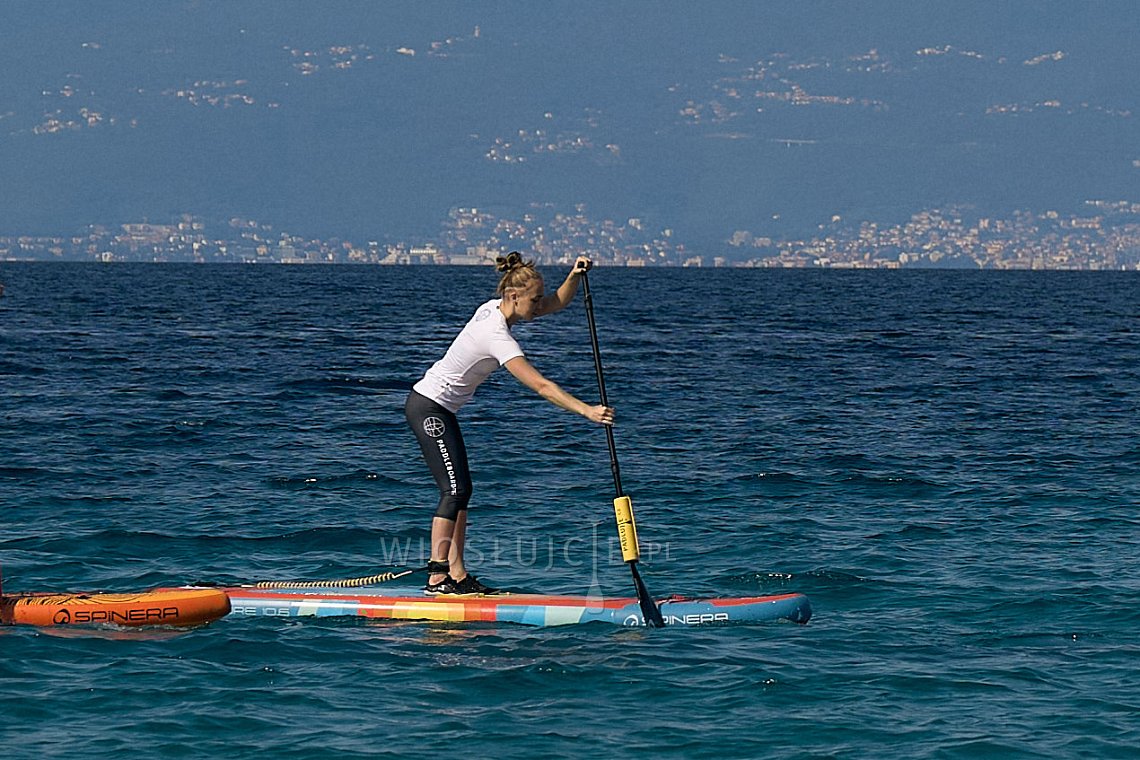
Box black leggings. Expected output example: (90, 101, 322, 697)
(405, 390, 473, 521)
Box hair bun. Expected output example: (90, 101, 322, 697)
(494, 251, 525, 273)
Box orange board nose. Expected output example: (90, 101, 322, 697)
(0, 587, 231, 627)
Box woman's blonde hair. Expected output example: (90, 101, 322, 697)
(495, 251, 542, 295)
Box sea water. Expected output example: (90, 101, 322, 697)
(1, 263, 1137, 758)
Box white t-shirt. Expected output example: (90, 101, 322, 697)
(413, 298, 525, 412)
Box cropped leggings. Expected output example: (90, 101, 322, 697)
(405, 390, 473, 521)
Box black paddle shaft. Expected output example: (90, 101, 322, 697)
(580, 271, 624, 498)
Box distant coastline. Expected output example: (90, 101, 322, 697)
(3, 200, 1139, 270)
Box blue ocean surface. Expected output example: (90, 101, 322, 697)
(1, 263, 1137, 758)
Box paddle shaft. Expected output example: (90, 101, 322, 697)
(579, 269, 665, 628)
(580, 273, 624, 498)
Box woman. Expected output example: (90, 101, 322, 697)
(405, 252, 614, 595)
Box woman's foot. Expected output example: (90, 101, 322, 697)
(423, 574, 500, 596)
(450, 574, 500, 595)
(423, 576, 459, 595)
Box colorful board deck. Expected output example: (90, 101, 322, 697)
(0, 587, 231, 627)
(224, 585, 812, 627)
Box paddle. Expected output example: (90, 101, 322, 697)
(578, 265, 666, 628)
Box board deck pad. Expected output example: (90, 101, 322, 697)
(224, 585, 812, 627)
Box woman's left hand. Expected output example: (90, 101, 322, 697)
(573, 256, 593, 274)
(584, 404, 614, 425)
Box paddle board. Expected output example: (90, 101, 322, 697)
(224, 586, 812, 627)
(0, 587, 231, 627)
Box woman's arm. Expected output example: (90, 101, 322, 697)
(504, 356, 613, 425)
(536, 256, 592, 317)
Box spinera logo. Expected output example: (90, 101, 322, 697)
(53, 609, 71, 624)
(423, 417, 446, 438)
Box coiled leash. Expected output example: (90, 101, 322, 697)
(250, 560, 449, 589)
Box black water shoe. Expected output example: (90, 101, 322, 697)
(451, 574, 500, 595)
(423, 576, 460, 595)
